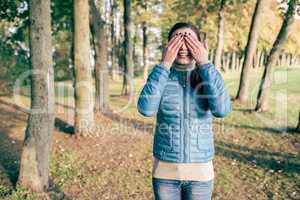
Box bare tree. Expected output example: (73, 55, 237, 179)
(133, 24, 139, 71)
(142, 21, 148, 80)
(214, 0, 226, 71)
(74, 0, 94, 135)
(90, 0, 109, 113)
(17, 0, 54, 192)
(236, 0, 267, 103)
(110, 0, 118, 80)
(141, 1, 149, 81)
(121, 0, 134, 96)
(255, 0, 297, 112)
(296, 111, 300, 133)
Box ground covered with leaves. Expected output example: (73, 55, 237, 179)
(0, 67, 299, 199)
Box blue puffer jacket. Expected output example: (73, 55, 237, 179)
(137, 62, 232, 163)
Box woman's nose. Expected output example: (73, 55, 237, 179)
(180, 42, 188, 50)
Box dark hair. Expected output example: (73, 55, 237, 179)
(167, 22, 204, 92)
(168, 22, 201, 41)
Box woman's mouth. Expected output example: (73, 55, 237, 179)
(178, 52, 190, 58)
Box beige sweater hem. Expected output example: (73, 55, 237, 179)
(152, 157, 214, 181)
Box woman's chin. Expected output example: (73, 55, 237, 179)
(175, 58, 192, 65)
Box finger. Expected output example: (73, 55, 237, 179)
(185, 34, 201, 49)
(203, 40, 209, 50)
(168, 33, 184, 46)
(184, 36, 197, 51)
(169, 34, 184, 49)
(167, 35, 183, 51)
(185, 41, 196, 56)
(186, 35, 206, 54)
(188, 33, 205, 48)
(188, 33, 208, 51)
(173, 37, 184, 50)
(174, 42, 185, 56)
(186, 43, 199, 61)
(188, 33, 203, 44)
(185, 40, 197, 58)
(164, 36, 179, 52)
(169, 39, 184, 57)
(167, 34, 180, 45)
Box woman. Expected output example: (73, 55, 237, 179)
(137, 22, 232, 200)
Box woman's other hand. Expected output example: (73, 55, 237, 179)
(161, 33, 184, 69)
(184, 33, 209, 65)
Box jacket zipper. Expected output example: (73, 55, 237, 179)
(182, 72, 188, 162)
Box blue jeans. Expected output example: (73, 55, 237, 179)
(152, 177, 214, 200)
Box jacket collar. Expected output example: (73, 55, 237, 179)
(170, 66, 193, 81)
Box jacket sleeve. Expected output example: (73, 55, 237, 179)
(196, 62, 232, 118)
(137, 64, 170, 117)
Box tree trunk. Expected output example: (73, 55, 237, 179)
(133, 24, 139, 72)
(221, 54, 226, 72)
(74, 0, 94, 135)
(90, 0, 109, 113)
(235, 52, 240, 71)
(281, 53, 285, 66)
(286, 53, 290, 66)
(290, 54, 294, 65)
(236, 0, 266, 103)
(235, 51, 240, 71)
(142, 21, 149, 81)
(277, 54, 281, 67)
(141, 1, 148, 81)
(292, 54, 298, 65)
(117, 12, 125, 73)
(209, 49, 214, 64)
(110, 0, 118, 80)
(255, 0, 296, 112)
(282, 53, 287, 66)
(275, 57, 280, 66)
(121, 0, 133, 96)
(239, 54, 244, 71)
(225, 52, 230, 70)
(254, 49, 262, 69)
(214, 0, 225, 71)
(230, 52, 236, 71)
(296, 112, 300, 133)
(259, 51, 265, 68)
(17, 0, 54, 192)
(287, 53, 292, 66)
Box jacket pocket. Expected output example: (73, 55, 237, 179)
(155, 123, 174, 152)
(197, 132, 213, 152)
